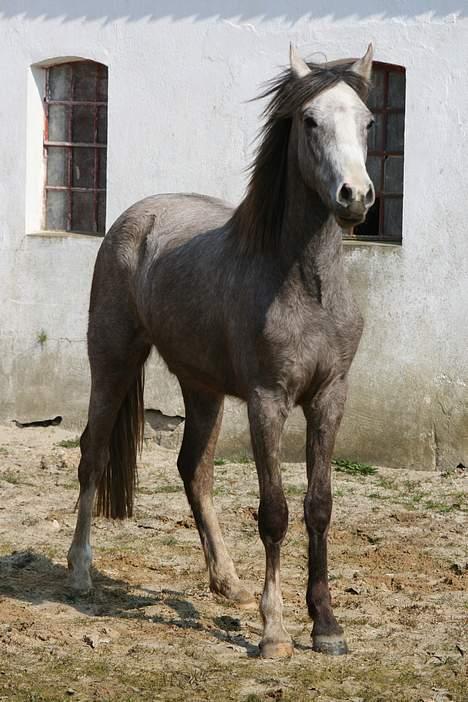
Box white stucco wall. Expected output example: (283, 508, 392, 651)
(1, 1, 467, 469)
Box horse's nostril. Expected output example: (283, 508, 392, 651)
(365, 185, 374, 205)
(338, 183, 354, 204)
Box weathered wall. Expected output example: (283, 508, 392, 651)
(1, 2, 467, 469)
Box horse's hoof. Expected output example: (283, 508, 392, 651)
(233, 588, 257, 609)
(312, 633, 348, 655)
(69, 580, 93, 595)
(211, 582, 257, 609)
(259, 639, 294, 659)
(68, 568, 93, 594)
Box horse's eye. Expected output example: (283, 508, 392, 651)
(304, 116, 318, 129)
(367, 119, 375, 130)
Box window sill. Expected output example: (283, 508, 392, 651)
(27, 230, 104, 240)
(343, 238, 402, 248)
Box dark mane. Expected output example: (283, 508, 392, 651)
(229, 61, 370, 254)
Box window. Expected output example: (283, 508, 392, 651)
(43, 60, 108, 235)
(350, 62, 406, 243)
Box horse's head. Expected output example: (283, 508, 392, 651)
(291, 45, 375, 229)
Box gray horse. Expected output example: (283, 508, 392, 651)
(68, 44, 375, 659)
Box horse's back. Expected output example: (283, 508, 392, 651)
(105, 193, 233, 257)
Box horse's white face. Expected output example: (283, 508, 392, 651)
(291, 45, 376, 228)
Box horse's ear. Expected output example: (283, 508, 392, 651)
(290, 44, 311, 79)
(351, 43, 374, 82)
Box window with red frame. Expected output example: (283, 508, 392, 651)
(44, 60, 108, 235)
(348, 62, 406, 243)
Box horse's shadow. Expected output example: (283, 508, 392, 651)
(0, 550, 259, 656)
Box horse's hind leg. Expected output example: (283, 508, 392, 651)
(68, 325, 150, 592)
(177, 385, 255, 607)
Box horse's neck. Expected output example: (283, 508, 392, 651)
(281, 169, 346, 309)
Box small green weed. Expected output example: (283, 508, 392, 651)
(333, 458, 376, 476)
(0, 447, 8, 456)
(57, 437, 80, 449)
(36, 330, 48, 346)
(214, 457, 227, 466)
(1, 470, 20, 485)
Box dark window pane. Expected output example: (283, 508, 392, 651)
(98, 149, 107, 189)
(46, 190, 69, 230)
(72, 147, 95, 188)
(388, 71, 405, 109)
(97, 65, 108, 101)
(384, 156, 404, 194)
(73, 62, 97, 101)
(46, 146, 68, 186)
(354, 197, 380, 238)
(48, 104, 69, 142)
(48, 64, 72, 100)
(366, 156, 382, 192)
(72, 191, 96, 232)
(368, 68, 385, 109)
(97, 106, 108, 144)
(368, 112, 384, 152)
(383, 197, 403, 239)
(97, 192, 106, 234)
(72, 104, 96, 143)
(387, 112, 405, 152)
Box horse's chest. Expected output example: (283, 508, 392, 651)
(264, 301, 362, 394)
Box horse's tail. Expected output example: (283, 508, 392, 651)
(95, 364, 146, 519)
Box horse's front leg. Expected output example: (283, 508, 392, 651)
(302, 379, 348, 655)
(248, 389, 293, 659)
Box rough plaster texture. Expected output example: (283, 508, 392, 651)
(1, 1, 467, 469)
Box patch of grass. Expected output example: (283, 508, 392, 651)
(286, 483, 305, 496)
(56, 437, 80, 449)
(230, 454, 252, 464)
(214, 457, 227, 466)
(423, 500, 457, 513)
(375, 475, 395, 490)
(0, 447, 8, 456)
(408, 491, 424, 503)
(367, 491, 391, 500)
(213, 485, 229, 496)
(155, 484, 183, 494)
(1, 469, 21, 485)
(333, 458, 377, 476)
(160, 535, 177, 546)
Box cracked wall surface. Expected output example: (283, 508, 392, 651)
(1, 3, 467, 469)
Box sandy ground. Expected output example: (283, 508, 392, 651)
(0, 423, 466, 702)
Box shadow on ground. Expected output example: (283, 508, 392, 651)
(0, 550, 259, 656)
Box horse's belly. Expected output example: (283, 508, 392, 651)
(147, 311, 239, 397)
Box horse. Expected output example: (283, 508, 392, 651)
(67, 44, 375, 659)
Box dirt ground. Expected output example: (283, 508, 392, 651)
(0, 424, 466, 702)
